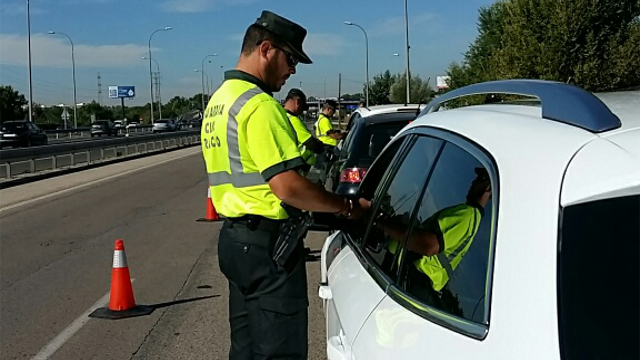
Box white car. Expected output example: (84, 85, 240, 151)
(152, 118, 177, 133)
(319, 80, 639, 360)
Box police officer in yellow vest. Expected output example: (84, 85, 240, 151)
(377, 167, 491, 315)
(201, 10, 369, 360)
(314, 100, 345, 182)
(284, 88, 324, 176)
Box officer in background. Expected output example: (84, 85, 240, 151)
(283, 88, 324, 176)
(201, 10, 369, 360)
(314, 100, 345, 183)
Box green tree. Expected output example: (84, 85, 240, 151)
(0, 85, 27, 121)
(368, 70, 398, 105)
(446, 0, 640, 92)
(390, 73, 436, 104)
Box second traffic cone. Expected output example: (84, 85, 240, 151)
(197, 188, 220, 222)
(89, 239, 153, 319)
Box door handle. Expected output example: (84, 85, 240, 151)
(318, 284, 333, 300)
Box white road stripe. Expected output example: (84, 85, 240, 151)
(0, 148, 200, 214)
(31, 279, 136, 360)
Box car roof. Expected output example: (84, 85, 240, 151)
(404, 88, 639, 207)
(358, 111, 419, 125)
(355, 104, 425, 118)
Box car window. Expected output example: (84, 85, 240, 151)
(395, 142, 494, 324)
(351, 122, 410, 166)
(361, 136, 444, 282)
(346, 112, 361, 131)
(558, 195, 639, 360)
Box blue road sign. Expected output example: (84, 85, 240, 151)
(108, 85, 135, 99)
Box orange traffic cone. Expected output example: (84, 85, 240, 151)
(89, 239, 153, 319)
(197, 188, 220, 222)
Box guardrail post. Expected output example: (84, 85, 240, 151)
(70, 152, 75, 166)
(100, 148, 105, 161)
(5, 162, 11, 179)
(30, 159, 36, 174)
(52, 155, 57, 171)
(124, 144, 129, 156)
(86, 150, 91, 164)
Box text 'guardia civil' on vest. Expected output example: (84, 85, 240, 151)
(206, 104, 225, 118)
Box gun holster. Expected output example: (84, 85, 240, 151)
(272, 203, 312, 270)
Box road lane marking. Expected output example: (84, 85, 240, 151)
(31, 291, 110, 360)
(1, 148, 200, 214)
(31, 279, 136, 360)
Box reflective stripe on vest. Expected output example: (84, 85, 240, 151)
(207, 87, 264, 188)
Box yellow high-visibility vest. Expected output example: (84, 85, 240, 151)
(314, 113, 337, 146)
(287, 112, 316, 166)
(201, 70, 304, 220)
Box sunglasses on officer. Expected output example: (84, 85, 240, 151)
(271, 44, 299, 68)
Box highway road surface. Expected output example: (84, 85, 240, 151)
(0, 147, 328, 360)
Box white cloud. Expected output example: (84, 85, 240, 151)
(0, 33, 152, 68)
(161, 0, 260, 13)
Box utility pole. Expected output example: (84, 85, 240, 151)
(154, 72, 162, 118)
(338, 73, 342, 128)
(97, 73, 102, 105)
(404, 0, 411, 104)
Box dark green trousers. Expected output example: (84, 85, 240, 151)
(218, 218, 308, 360)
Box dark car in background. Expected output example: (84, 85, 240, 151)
(0, 120, 48, 148)
(90, 120, 117, 137)
(324, 105, 424, 195)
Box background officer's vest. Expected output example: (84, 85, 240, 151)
(287, 113, 316, 166)
(314, 113, 337, 146)
(201, 79, 300, 220)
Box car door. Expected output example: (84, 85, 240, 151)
(351, 130, 499, 360)
(321, 135, 413, 360)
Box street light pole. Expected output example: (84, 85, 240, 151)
(143, 56, 162, 119)
(404, 0, 411, 103)
(344, 21, 369, 107)
(148, 26, 172, 124)
(48, 31, 77, 128)
(200, 54, 218, 112)
(26, 0, 33, 122)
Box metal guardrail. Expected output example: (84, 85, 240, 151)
(0, 130, 200, 182)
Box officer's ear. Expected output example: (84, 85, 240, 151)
(257, 41, 274, 62)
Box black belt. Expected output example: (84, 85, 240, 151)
(226, 215, 284, 232)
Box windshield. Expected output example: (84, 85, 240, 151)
(558, 195, 639, 360)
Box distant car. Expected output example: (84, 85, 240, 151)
(90, 120, 117, 137)
(0, 120, 48, 148)
(324, 104, 425, 195)
(152, 118, 177, 133)
(125, 121, 141, 130)
(113, 120, 125, 129)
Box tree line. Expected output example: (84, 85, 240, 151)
(0, 85, 206, 128)
(364, 0, 639, 106)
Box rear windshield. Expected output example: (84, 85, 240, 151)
(346, 115, 413, 166)
(558, 195, 639, 360)
(1, 123, 26, 131)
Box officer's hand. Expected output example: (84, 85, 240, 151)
(348, 198, 371, 220)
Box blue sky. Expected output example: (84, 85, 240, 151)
(0, 0, 495, 106)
